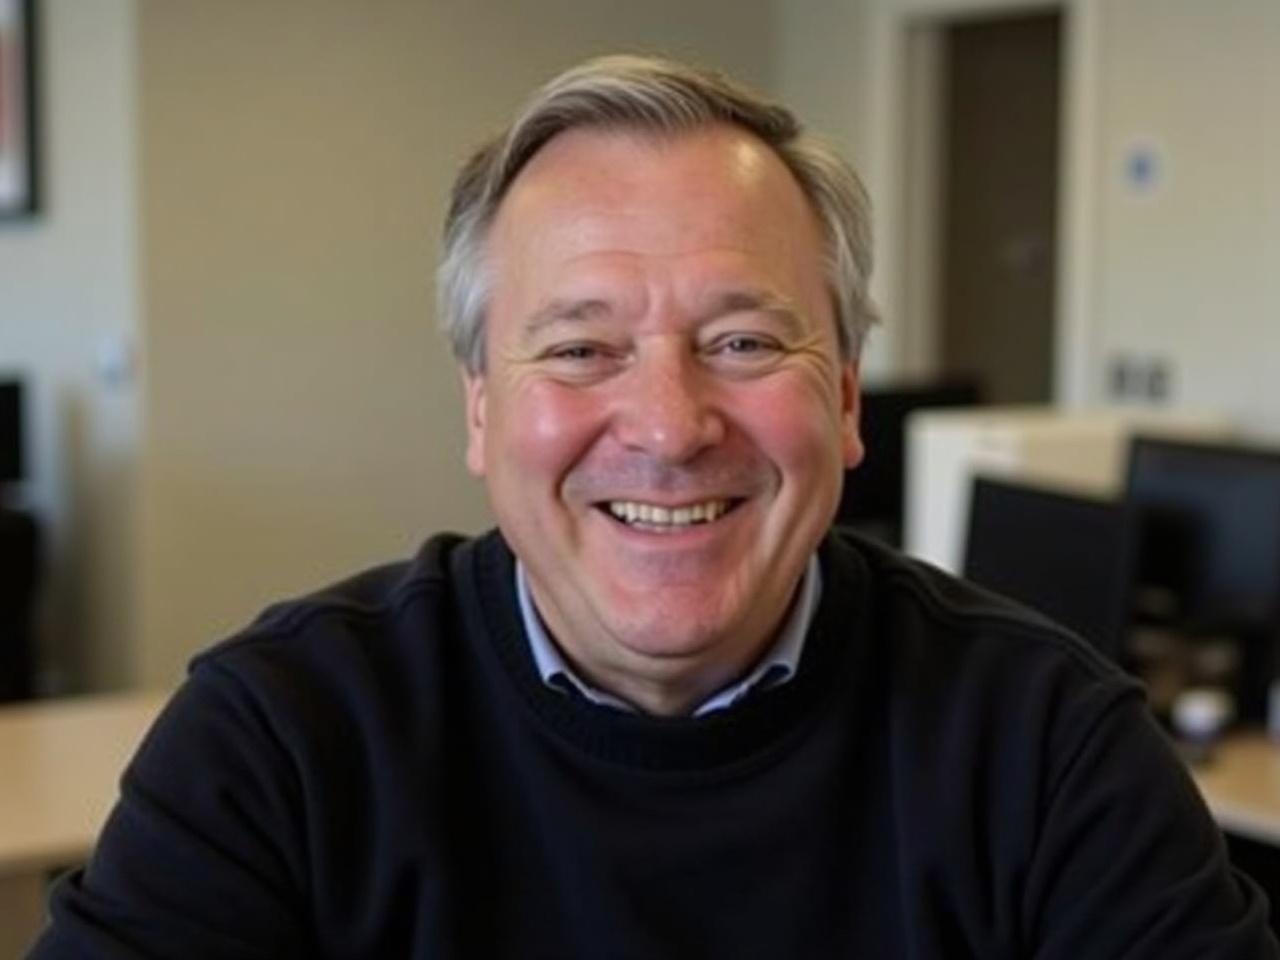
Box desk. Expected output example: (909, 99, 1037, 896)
(1190, 730, 1280, 847)
(0, 691, 167, 956)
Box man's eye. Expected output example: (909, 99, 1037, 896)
(708, 334, 783, 357)
(542, 340, 623, 364)
(702, 332, 787, 376)
(550, 344, 601, 361)
(538, 342, 626, 382)
(722, 336, 771, 353)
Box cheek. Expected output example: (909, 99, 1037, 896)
(489, 382, 606, 484)
(730, 377, 847, 472)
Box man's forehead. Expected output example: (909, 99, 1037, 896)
(495, 123, 807, 224)
(482, 123, 833, 346)
(489, 128, 820, 262)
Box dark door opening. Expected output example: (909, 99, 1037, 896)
(938, 11, 1062, 405)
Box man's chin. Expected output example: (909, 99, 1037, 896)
(594, 603, 746, 666)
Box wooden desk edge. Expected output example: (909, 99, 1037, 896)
(0, 690, 171, 877)
(1188, 730, 1280, 847)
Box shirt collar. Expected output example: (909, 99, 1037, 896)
(515, 555, 822, 717)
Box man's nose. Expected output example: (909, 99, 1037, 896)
(612, 345, 726, 462)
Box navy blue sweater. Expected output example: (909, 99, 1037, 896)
(31, 530, 1277, 957)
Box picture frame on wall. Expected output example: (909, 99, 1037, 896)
(0, 0, 37, 219)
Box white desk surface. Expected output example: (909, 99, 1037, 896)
(0, 690, 168, 878)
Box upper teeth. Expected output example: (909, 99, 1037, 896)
(607, 500, 731, 526)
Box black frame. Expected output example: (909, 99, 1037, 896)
(835, 377, 983, 545)
(962, 474, 1135, 661)
(0, 0, 38, 219)
(1124, 435, 1280, 722)
(1125, 435, 1280, 633)
(0, 378, 21, 482)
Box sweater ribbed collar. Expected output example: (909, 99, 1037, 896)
(454, 528, 874, 774)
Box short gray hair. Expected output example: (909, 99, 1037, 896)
(438, 54, 877, 373)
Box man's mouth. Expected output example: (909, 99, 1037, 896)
(601, 498, 741, 528)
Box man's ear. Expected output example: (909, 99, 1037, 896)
(462, 369, 487, 477)
(840, 361, 864, 470)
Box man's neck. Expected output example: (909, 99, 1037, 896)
(516, 557, 821, 717)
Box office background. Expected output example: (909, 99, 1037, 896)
(0, 0, 1277, 696)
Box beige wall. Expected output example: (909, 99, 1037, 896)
(1093, 0, 1280, 433)
(135, 0, 776, 686)
(0, 0, 139, 692)
(775, 0, 873, 173)
(774, 0, 888, 375)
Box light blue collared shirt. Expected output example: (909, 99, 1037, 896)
(515, 556, 822, 717)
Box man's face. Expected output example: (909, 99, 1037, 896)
(463, 125, 863, 711)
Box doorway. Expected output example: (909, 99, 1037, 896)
(900, 9, 1064, 406)
(940, 12, 1061, 404)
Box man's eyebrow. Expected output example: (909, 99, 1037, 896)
(521, 290, 807, 337)
(522, 299, 613, 338)
(703, 289, 806, 335)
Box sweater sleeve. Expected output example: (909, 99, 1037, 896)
(1024, 689, 1279, 959)
(27, 665, 314, 959)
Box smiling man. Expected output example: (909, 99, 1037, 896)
(32, 55, 1277, 958)
(466, 122, 859, 717)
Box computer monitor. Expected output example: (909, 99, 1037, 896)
(962, 475, 1132, 660)
(1125, 436, 1280, 635)
(1125, 437, 1280, 722)
(836, 378, 982, 544)
(0, 379, 22, 483)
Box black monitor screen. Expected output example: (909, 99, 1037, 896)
(836, 378, 982, 541)
(963, 475, 1132, 659)
(1126, 437, 1280, 633)
(0, 380, 21, 483)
